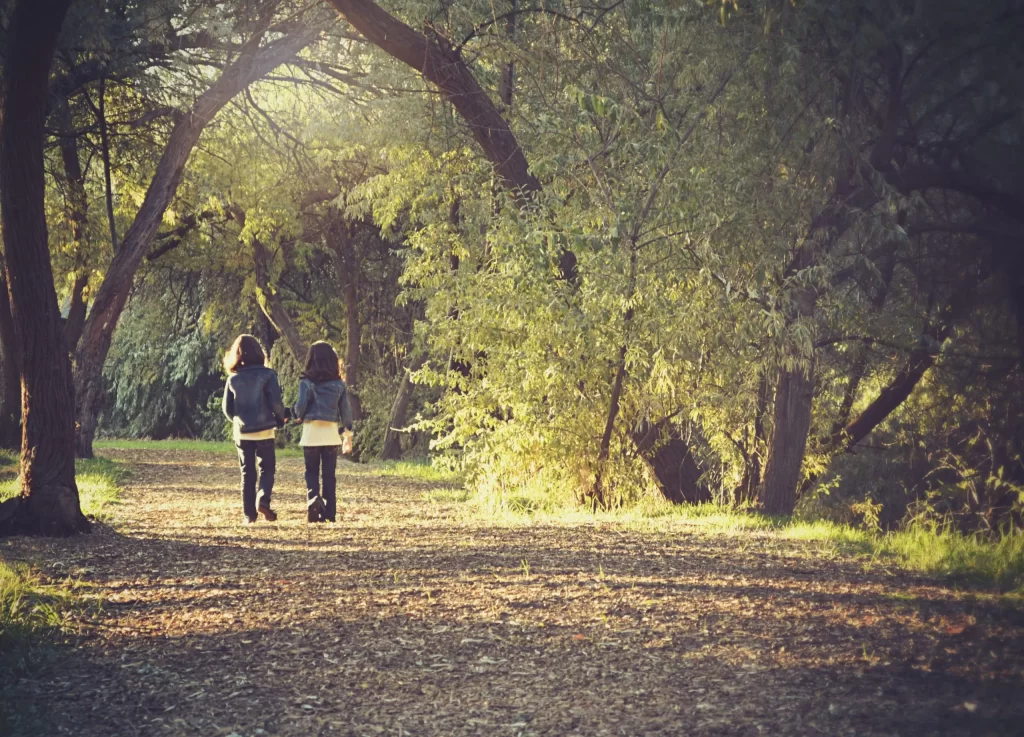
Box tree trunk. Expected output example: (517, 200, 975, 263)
(380, 355, 425, 461)
(252, 236, 308, 363)
(736, 369, 771, 505)
(631, 419, 712, 505)
(325, 0, 577, 281)
(758, 238, 818, 516)
(759, 361, 815, 516)
(328, 0, 537, 194)
(73, 27, 317, 457)
(590, 344, 628, 507)
(64, 273, 89, 351)
(0, 0, 90, 536)
(56, 97, 92, 353)
(342, 269, 363, 422)
(327, 225, 363, 421)
(0, 266, 22, 449)
(829, 273, 979, 454)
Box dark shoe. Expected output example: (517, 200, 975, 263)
(258, 505, 278, 522)
(307, 496, 325, 523)
(244, 515, 257, 524)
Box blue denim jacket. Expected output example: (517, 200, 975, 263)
(292, 378, 354, 430)
(222, 366, 287, 433)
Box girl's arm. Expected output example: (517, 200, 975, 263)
(292, 379, 312, 420)
(222, 379, 234, 420)
(339, 381, 354, 431)
(265, 371, 287, 423)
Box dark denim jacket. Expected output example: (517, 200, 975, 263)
(222, 366, 287, 433)
(292, 378, 354, 431)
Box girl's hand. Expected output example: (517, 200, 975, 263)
(342, 431, 353, 455)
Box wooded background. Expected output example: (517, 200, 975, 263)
(1, 0, 1021, 536)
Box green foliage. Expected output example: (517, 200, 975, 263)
(27, 0, 1021, 543)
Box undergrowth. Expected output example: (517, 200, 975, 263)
(456, 478, 1024, 595)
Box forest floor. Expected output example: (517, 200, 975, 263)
(2, 446, 1022, 737)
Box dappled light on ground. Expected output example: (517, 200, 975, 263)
(3, 448, 1022, 736)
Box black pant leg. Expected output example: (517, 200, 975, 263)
(236, 441, 258, 518)
(321, 446, 339, 521)
(254, 439, 276, 508)
(303, 446, 322, 520)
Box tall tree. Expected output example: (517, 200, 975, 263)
(74, 19, 321, 457)
(0, 0, 90, 535)
(0, 264, 21, 449)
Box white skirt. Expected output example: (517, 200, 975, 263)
(300, 420, 342, 447)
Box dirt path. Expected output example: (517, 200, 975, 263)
(2, 448, 1022, 736)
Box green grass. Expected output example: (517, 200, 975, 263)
(878, 523, 1024, 594)
(0, 456, 127, 522)
(95, 437, 305, 456)
(453, 485, 1024, 594)
(370, 459, 460, 483)
(0, 562, 76, 651)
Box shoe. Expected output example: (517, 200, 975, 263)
(307, 495, 325, 523)
(257, 505, 278, 522)
(244, 515, 257, 524)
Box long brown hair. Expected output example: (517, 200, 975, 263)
(223, 334, 266, 374)
(302, 341, 342, 383)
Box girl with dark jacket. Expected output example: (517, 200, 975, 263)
(292, 341, 354, 522)
(222, 334, 287, 523)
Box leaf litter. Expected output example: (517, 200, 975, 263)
(1, 447, 1021, 736)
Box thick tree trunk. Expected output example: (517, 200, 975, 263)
(0, 0, 90, 536)
(632, 419, 712, 505)
(252, 237, 308, 363)
(380, 355, 425, 461)
(759, 361, 816, 516)
(0, 266, 22, 449)
(73, 27, 317, 457)
(758, 238, 818, 516)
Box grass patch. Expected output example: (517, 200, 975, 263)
(0, 561, 88, 734)
(471, 487, 1024, 593)
(0, 562, 77, 657)
(0, 456, 127, 522)
(879, 524, 1024, 594)
(369, 459, 460, 484)
(422, 486, 471, 504)
(95, 438, 305, 456)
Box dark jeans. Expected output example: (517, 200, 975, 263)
(236, 439, 276, 518)
(304, 445, 339, 521)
